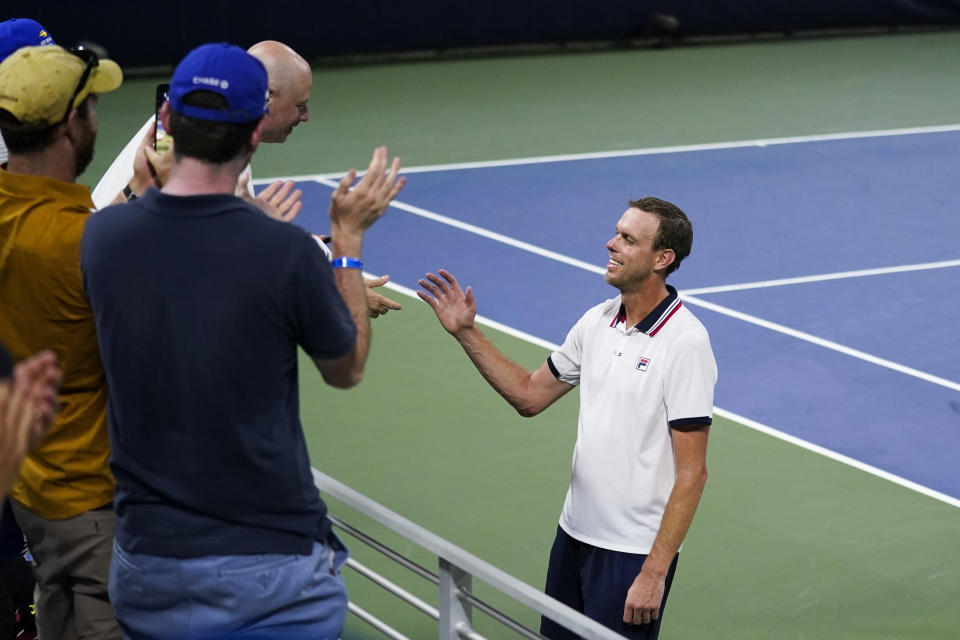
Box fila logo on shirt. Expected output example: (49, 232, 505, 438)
(636, 357, 651, 372)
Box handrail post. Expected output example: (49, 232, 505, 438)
(438, 559, 472, 639)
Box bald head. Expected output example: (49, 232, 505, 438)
(248, 41, 312, 143)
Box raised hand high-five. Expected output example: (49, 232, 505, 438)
(417, 269, 477, 336)
(416, 268, 572, 417)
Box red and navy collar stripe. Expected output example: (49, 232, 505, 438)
(610, 285, 682, 336)
(609, 306, 627, 328)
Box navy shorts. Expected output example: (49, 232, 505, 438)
(540, 526, 680, 640)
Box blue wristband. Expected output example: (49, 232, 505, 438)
(331, 257, 363, 270)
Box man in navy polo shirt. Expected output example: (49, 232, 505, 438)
(418, 197, 717, 639)
(82, 43, 405, 639)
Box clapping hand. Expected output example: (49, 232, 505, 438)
(329, 147, 405, 239)
(0, 351, 61, 495)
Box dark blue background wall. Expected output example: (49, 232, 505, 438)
(19, 1, 960, 68)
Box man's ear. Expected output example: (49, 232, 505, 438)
(248, 117, 265, 154)
(62, 103, 85, 145)
(656, 248, 676, 273)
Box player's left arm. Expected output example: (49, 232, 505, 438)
(624, 325, 716, 625)
(623, 424, 709, 625)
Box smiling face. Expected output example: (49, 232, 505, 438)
(248, 41, 312, 144)
(261, 68, 311, 143)
(604, 207, 674, 292)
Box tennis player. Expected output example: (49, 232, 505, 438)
(418, 197, 717, 639)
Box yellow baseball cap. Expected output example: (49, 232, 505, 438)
(0, 44, 122, 130)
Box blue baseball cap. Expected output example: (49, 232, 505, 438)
(168, 43, 268, 123)
(0, 18, 55, 61)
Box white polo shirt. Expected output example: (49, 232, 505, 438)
(549, 285, 717, 554)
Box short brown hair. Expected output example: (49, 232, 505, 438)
(0, 97, 91, 155)
(168, 91, 260, 164)
(629, 196, 692, 276)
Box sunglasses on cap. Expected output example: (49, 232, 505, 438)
(61, 44, 99, 124)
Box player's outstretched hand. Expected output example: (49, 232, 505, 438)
(417, 269, 476, 335)
(329, 146, 405, 238)
(365, 275, 403, 318)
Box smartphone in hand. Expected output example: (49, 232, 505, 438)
(154, 83, 173, 153)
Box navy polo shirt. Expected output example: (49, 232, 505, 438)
(81, 189, 356, 558)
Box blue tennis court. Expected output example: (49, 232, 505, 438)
(260, 126, 960, 505)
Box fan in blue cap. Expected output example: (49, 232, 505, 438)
(0, 18, 56, 163)
(0, 18, 54, 61)
(168, 43, 269, 123)
(81, 39, 405, 640)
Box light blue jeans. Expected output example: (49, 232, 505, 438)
(109, 535, 348, 640)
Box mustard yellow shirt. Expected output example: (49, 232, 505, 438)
(0, 167, 114, 519)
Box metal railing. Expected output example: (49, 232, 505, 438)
(313, 468, 624, 640)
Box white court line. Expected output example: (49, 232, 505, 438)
(314, 177, 607, 275)
(252, 122, 960, 185)
(680, 294, 960, 393)
(377, 280, 960, 509)
(681, 259, 960, 295)
(711, 408, 960, 509)
(317, 183, 960, 299)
